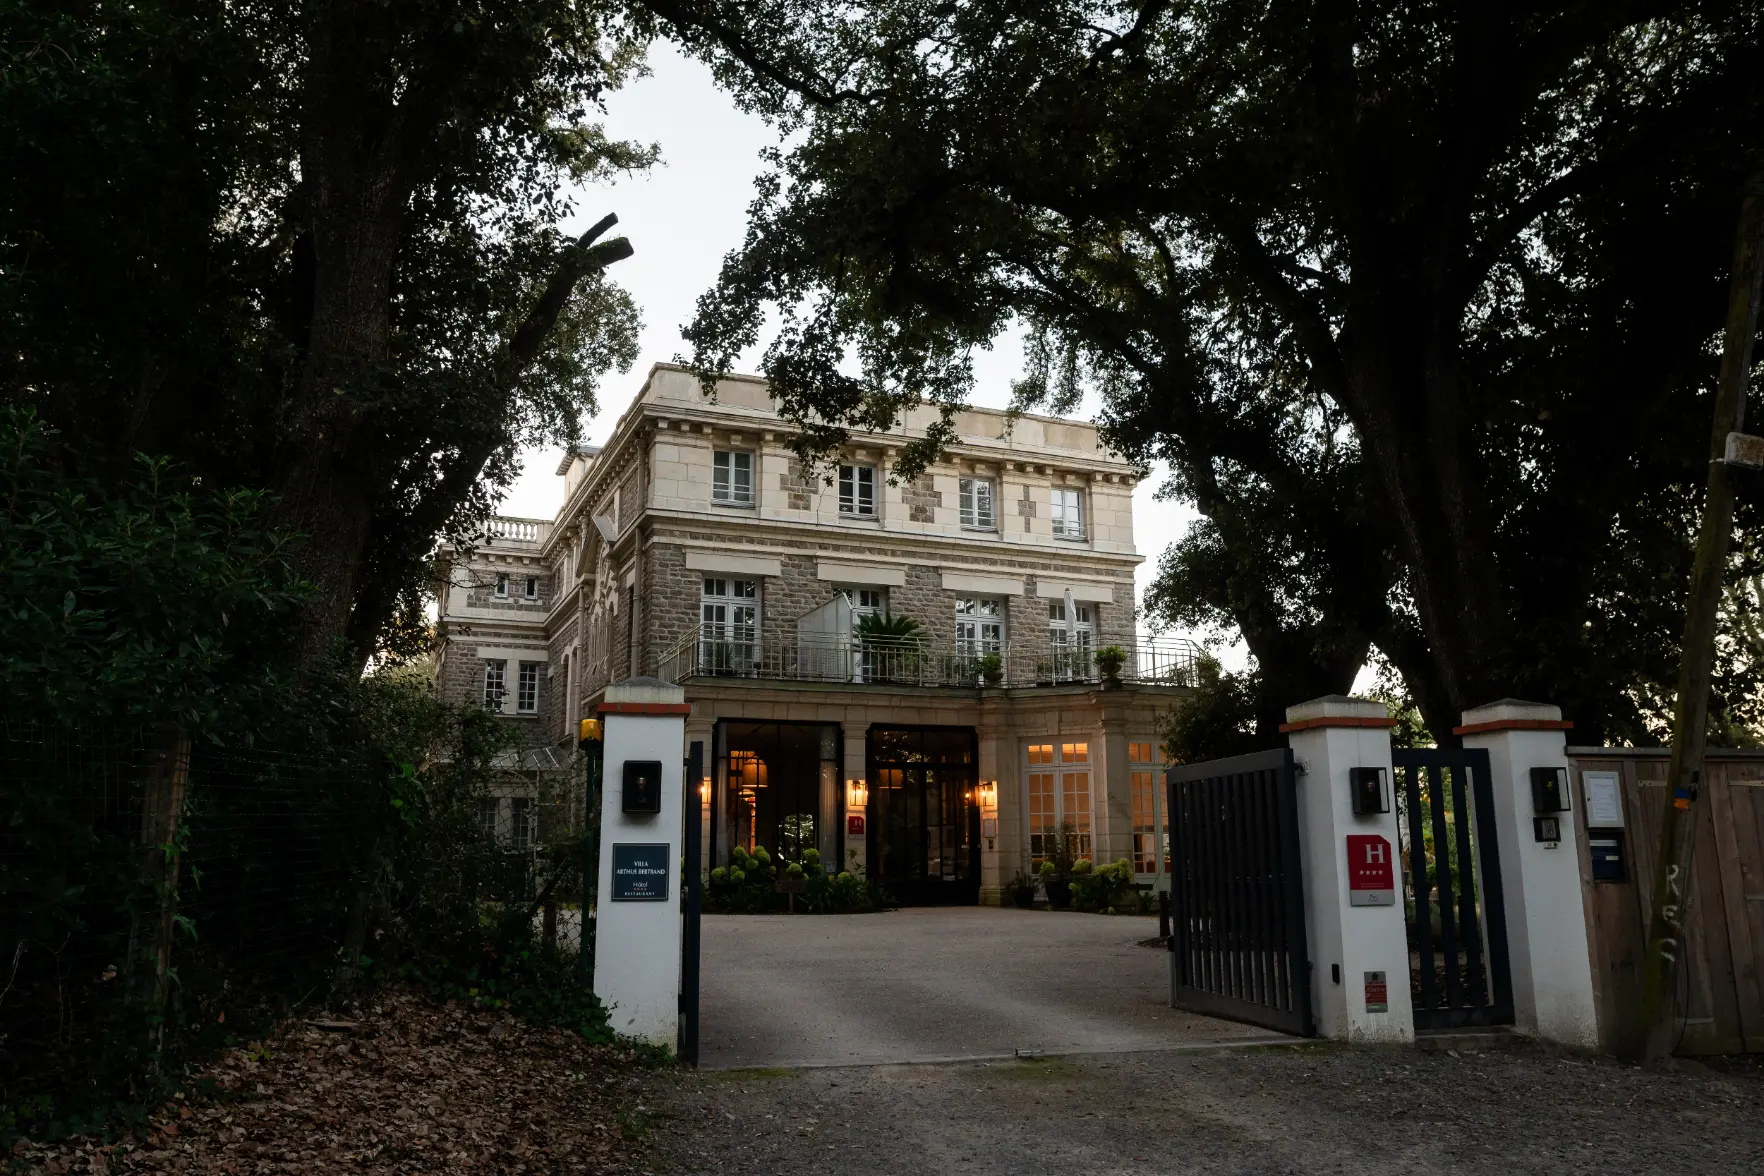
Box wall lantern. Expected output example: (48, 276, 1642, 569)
(1530, 766, 1570, 814)
(699, 776, 711, 804)
(1349, 766, 1389, 816)
(847, 778, 868, 807)
(975, 780, 999, 809)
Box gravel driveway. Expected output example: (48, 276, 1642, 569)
(646, 1043, 1764, 1175)
(700, 908, 1273, 1068)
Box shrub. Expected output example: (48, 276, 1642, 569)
(1071, 858, 1135, 912)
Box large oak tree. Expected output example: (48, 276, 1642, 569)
(679, 0, 1764, 741)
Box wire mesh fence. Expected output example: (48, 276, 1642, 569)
(0, 719, 598, 1134)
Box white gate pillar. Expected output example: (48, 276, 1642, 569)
(1284, 695, 1415, 1043)
(1458, 700, 1599, 1048)
(593, 678, 690, 1050)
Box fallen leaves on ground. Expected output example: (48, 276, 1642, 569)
(14, 986, 656, 1175)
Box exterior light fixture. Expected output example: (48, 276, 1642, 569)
(975, 780, 999, 809)
(699, 776, 711, 803)
(847, 778, 868, 807)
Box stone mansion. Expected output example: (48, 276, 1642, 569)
(433, 364, 1195, 904)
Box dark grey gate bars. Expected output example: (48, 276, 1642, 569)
(1391, 747, 1514, 1030)
(1165, 748, 1315, 1036)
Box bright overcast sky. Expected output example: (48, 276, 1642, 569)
(497, 44, 1212, 649)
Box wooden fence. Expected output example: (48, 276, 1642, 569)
(1568, 748, 1764, 1055)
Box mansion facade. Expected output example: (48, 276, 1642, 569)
(433, 364, 1194, 903)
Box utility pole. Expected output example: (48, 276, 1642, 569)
(1639, 165, 1764, 1062)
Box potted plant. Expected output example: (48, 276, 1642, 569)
(1033, 657, 1055, 686)
(1039, 860, 1072, 909)
(979, 651, 1004, 686)
(1006, 870, 1037, 909)
(1094, 645, 1127, 687)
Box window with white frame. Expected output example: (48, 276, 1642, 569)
(847, 587, 886, 624)
(958, 477, 995, 529)
(493, 573, 509, 599)
(482, 659, 507, 710)
(1050, 488, 1085, 539)
(509, 797, 534, 853)
(839, 463, 876, 516)
(712, 450, 754, 506)
(517, 661, 539, 713)
(523, 574, 538, 599)
(954, 598, 1003, 658)
(1026, 741, 1092, 865)
(1047, 601, 1094, 679)
(1129, 741, 1165, 874)
(476, 798, 500, 842)
(699, 578, 758, 672)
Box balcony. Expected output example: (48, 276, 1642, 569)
(479, 515, 552, 548)
(655, 625, 1201, 690)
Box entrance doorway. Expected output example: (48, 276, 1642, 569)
(711, 721, 842, 869)
(866, 726, 979, 905)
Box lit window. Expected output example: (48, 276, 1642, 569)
(482, 660, 507, 710)
(493, 573, 509, 599)
(958, 477, 995, 529)
(1129, 742, 1159, 764)
(712, 450, 754, 505)
(517, 662, 539, 714)
(839, 464, 876, 516)
(524, 575, 538, 599)
(1132, 769, 1159, 873)
(1026, 740, 1092, 865)
(1051, 488, 1085, 538)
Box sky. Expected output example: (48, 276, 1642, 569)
(496, 44, 1215, 651)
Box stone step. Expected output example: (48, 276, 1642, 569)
(1414, 1026, 1528, 1053)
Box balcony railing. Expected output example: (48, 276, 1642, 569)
(655, 625, 1201, 689)
(480, 516, 552, 546)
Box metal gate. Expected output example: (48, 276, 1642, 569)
(1392, 748, 1514, 1030)
(1165, 748, 1314, 1036)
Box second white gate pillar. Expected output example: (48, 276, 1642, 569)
(1457, 700, 1599, 1048)
(1284, 695, 1415, 1044)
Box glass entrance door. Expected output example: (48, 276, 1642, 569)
(866, 726, 979, 905)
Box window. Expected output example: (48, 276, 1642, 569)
(524, 574, 538, 599)
(839, 464, 876, 516)
(509, 797, 534, 853)
(712, 450, 754, 505)
(1051, 488, 1085, 539)
(958, 477, 995, 529)
(1026, 741, 1092, 865)
(1047, 601, 1094, 680)
(493, 573, 509, 599)
(482, 660, 506, 710)
(699, 578, 758, 673)
(850, 588, 886, 617)
(476, 798, 500, 842)
(1129, 742, 1165, 875)
(954, 598, 1003, 659)
(517, 662, 539, 714)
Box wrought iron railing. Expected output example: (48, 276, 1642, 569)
(655, 625, 1201, 689)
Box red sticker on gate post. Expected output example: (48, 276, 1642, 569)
(1346, 834, 1396, 906)
(1364, 971, 1389, 1013)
